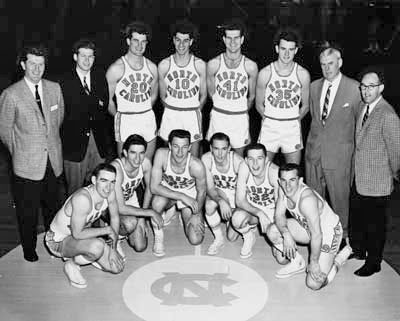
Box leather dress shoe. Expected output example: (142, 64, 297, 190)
(354, 263, 381, 277)
(23, 250, 39, 262)
(348, 252, 366, 260)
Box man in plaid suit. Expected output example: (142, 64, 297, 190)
(350, 66, 400, 277)
(0, 44, 64, 262)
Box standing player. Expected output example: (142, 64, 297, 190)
(206, 19, 258, 156)
(106, 21, 158, 159)
(233, 143, 280, 258)
(266, 163, 350, 290)
(256, 27, 310, 164)
(110, 134, 163, 254)
(201, 132, 243, 255)
(158, 20, 207, 157)
(45, 163, 124, 289)
(150, 129, 207, 257)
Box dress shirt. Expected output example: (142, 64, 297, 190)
(76, 69, 91, 91)
(24, 77, 43, 102)
(320, 72, 342, 118)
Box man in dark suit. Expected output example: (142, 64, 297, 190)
(60, 38, 113, 195)
(350, 67, 400, 277)
(0, 44, 64, 262)
(305, 45, 361, 244)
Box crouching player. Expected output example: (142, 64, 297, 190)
(45, 163, 124, 288)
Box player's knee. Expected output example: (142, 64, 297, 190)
(132, 236, 148, 253)
(151, 197, 165, 212)
(121, 217, 137, 236)
(87, 238, 105, 260)
(266, 224, 281, 244)
(231, 210, 248, 229)
(306, 274, 324, 291)
(188, 232, 204, 246)
(205, 199, 217, 215)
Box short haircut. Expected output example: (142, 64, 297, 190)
(171, 19, 199, 41)
(210, 132, 230, 146)
(72, 38, 96, 55)
(273, 26, 302, 48)
(123, 21, 152, 41)
(122, 134, 147, 152)
(244, 143, 266, 158)
(92, 163, 116, 178)
(319, 43, 343, 61)
(221, 18, 247, 38)
(358, 65, 385, 85)
(168, 129, 191, 144)
(18, 43, 49, 66)
(278, 163, 303, 178)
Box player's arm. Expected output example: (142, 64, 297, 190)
(0, 90, 16, 153)
(105, 60, 123, 116)
(206, 57, 219, 97)
(298, 66, 310, 120)
(195, 58, 207, 110)
(201, 153, 223, 203)
(255, 66, 270, 118)
(157, 58, 169, 107)
(191, 157, 207, 214)
(107, 189, 120, 248)
(148, 60, 159, 107)
(245, 59, 258, 110)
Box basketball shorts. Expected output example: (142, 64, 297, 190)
(45, 229, 65, 258)
(258, 118, 303, 153)
(114, 110, 157, 143)
(159, 107, 202, 142)
(249, 202, 275, 223)
(320, 219, 343, 255)
(207, 109, 250, 149)
(164, 185, 197, 210)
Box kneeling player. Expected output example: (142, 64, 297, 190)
(110, 135, 163, 255)
(234, 143, 279, 258)
(267, 163, 350, 290)
(45, 163, 124, 289)
(201, 132, 243, 255)
(150, 129, 207, 256)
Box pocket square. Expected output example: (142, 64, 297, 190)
(50, 104, 58, 111)
(99, 100, 104, 107)
(342, 103, 349, 108)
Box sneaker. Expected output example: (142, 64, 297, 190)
(64, 261, 87, 288)
(207, 238, 224, 256)
(116, 240, 126, 261)
(240, 228, 256, 259)
(153, 229, 165, 257)
(275, 255, 306, 279)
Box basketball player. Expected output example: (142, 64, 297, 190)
(106, 21, 158, 159)
(267, 163, 350, 290)
(233, 143, 279, 258)
(256, 27, 310, 164)
(158, 20, 207, 157)
(201, 132, 243, 255)
(206, 18, 258, 156)
(150, 129, 207, 257)
(45, 163, 124, 289)
(110, 134, 163, 255)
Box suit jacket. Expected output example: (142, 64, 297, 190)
(0, 78, 64, 180)
(305, 74, 361, 170)
(59, 69, 112, 162)
(354, 97, 400, 196)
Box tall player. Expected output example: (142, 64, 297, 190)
(233, 143, 280, 258)
(201, 132, 243, 255)
(106, 21, 158, 159)
(150, 129, 207, 257)
(158, 20, 207, 157)
(256, 27, 310, 164)
(110, 134, 163, 254)
(206, 18, 258, 156)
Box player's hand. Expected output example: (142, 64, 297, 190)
(282, 232, 297, 260)
(107, 226, 118, 245)
(187, 214, 205, 235)
(307, 261, 325, 283)
(257, 211, 271, 234)
(218, 199, 232, 220)
(181, 195, 199, 214)
(109, 248, 124, 273)
(150, 210, 164, 229)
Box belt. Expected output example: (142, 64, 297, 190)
(213, 106, 247, 115)
(118, 108, 152, 115)
(263, 115, 299, 121)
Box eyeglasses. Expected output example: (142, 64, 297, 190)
(359, 83, 381, 91)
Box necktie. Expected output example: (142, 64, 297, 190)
(35, 84, 44, 117)
(321, 84, 331, 125)
(83, 76, 90, 95)
(362, 104, 370, 127)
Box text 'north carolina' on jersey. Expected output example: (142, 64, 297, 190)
(115, 56, 154, 113)
(211, 151, 237, 191)
(116, 158, 143, 202)
(164, 55, 200, 108)
(162, 151, 195, 191)
(246, 161, 275, 209)
(212, 54, 248, 113)
(264, 62, 301, 120)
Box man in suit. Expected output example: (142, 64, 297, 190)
(305, 45, 361, 244)
(60, 38, 113, 195)
(350, 67, 400, 277)
(0, 44, 64, 262)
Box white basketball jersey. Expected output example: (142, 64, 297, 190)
(115, 56, 154, 113)
(264, 62, 301, 120)
(212, 54, 248, 113)
(164, 55, 200, 108)
(162, 151, 195, 192)
(246, 161, 275, 209)
(210, 151, 237, 192)
(116, 158, 143, 203)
